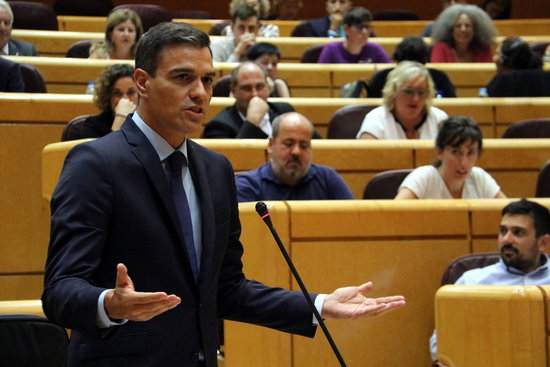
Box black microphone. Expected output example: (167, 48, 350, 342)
(255, 201, 347, 367)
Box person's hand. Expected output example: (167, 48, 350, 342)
(245, 96, 269, 126)
(321, 281, 405, 320)
(114, 97, 137, 117)
(329, 13, 344, 32)
(104, 263, 181, 321)
(234, 32, 256, 59)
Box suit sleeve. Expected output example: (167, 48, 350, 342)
(7, 62, 25, 92)
(42, 142, 114, 335)
(215, 155, 317, 337)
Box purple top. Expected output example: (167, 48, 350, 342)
(317, 41, 391, 64)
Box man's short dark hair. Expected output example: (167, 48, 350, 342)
(231, 4, 258, 23)
(135, 22, 211, 77)
(393, 35, 429, 64)
(247, 42, 281, 61)
(343, 7, 372, 27)
(502, 199, 550, 238)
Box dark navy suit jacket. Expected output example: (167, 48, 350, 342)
(8, 38, 39, 56)
(0, 57, 24, 92)
(42, 118, 316, 366)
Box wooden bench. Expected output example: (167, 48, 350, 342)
(7, 54, 550, 97)
(57, 16, 550, 38)
(2, 92, 549, 139)
(436, 285, 548, 366)
(12, 29, 550, 64)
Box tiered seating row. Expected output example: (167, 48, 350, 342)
(7, 55, 550, 97)
(55, 16, 550, 38)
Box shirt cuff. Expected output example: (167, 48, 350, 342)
(97, 289, 128, 328)
(313, 293, 327, 325)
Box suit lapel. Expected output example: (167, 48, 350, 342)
(121, 119, 199, 289)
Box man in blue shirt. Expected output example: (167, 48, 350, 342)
(430, 198, 550, 364)
(236, 112, 354, 201)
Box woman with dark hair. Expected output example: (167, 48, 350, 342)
(395, 115, 506, 199)
(486, 37, 547, 97)
(89, 9, 143, 59)
(480, 0, 512, 19)
(430, 4, 496, 63)
(247, 42, 290, 97)
(75, 64, 137, 139)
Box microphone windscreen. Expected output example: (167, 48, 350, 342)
(255, 201, 273, 227)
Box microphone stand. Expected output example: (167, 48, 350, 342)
(255, 202, 347, 367)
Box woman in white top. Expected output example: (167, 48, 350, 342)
(89, 9, 143, 60)
(357, 61, 448, 140)
(395, 115, 507, 199)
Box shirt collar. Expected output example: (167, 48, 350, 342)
(1, 43, 8, 55)
(499, 254, 549, 277)
(132, 111, 188, 161)
(392, 110, 428, 133)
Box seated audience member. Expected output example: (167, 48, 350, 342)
(395, 115, 506, 199)
(357, 61, 448, 140)
(247, 42, 290, 97)
(0, 56, 24, 92)
(268, 0, 303, 20)
(294, 0, 353, 38)
(204, 61, 311, 139)
(368, 36, 456, 98)
(422, 0, 467, 37)
(211, 6, 260, 62)
(430, 4, 496, 63)
(429, 199, 550, 364)
(224, 0, 279, 37)
(71, 64, 137, 139)
(317, 7, 390, 64)
(480, 0, 512, 19)
(236, 112, 353, 201)
(0, 0, 38, 56)
(486, 36, 548, 97)
(89, 9, 143, 60)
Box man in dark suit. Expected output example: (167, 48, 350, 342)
(203, 61, 298, 138)
(42, 22, 405, 367)
(0, 0, 39, 56)
(292, 0, 353, 37)
(0, 56, 24, 92)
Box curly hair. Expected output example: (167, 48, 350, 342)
(432, 4, 497, 51)
(229, 0, 270, 19)
(89, 9, 144, 59)
(93, 63, 135, 111)
(382, 61, 435, 112)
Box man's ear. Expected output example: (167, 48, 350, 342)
(134, 68, 150, 98)
(267, 137, 274, 155)
(538, 233, 550, 252)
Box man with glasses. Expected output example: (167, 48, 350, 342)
(317, 7, 390, 64)
(0, 0, 38, 56)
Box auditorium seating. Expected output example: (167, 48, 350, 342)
(435, 285, 549, 366)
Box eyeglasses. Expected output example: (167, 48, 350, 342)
(0, 18, 12, 26)
(400, 87, 428, 98)
(353, 23, 373, 31)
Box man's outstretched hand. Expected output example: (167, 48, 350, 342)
(322, 281, 405, 320)
(104, 263, 181, 321)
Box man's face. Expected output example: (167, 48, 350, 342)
(135, 44, 215, 148)
(231, 16, 259, 41)
(232, 64, 269, 113)
(268, 114, 313, 185)
(325, 0, 352, 16)
(0, 6, 13, 49)
(498, 214, 547, 273)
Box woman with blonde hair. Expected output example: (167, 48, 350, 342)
(357, 61, 448, 140)
(89, 9, 143, 60)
